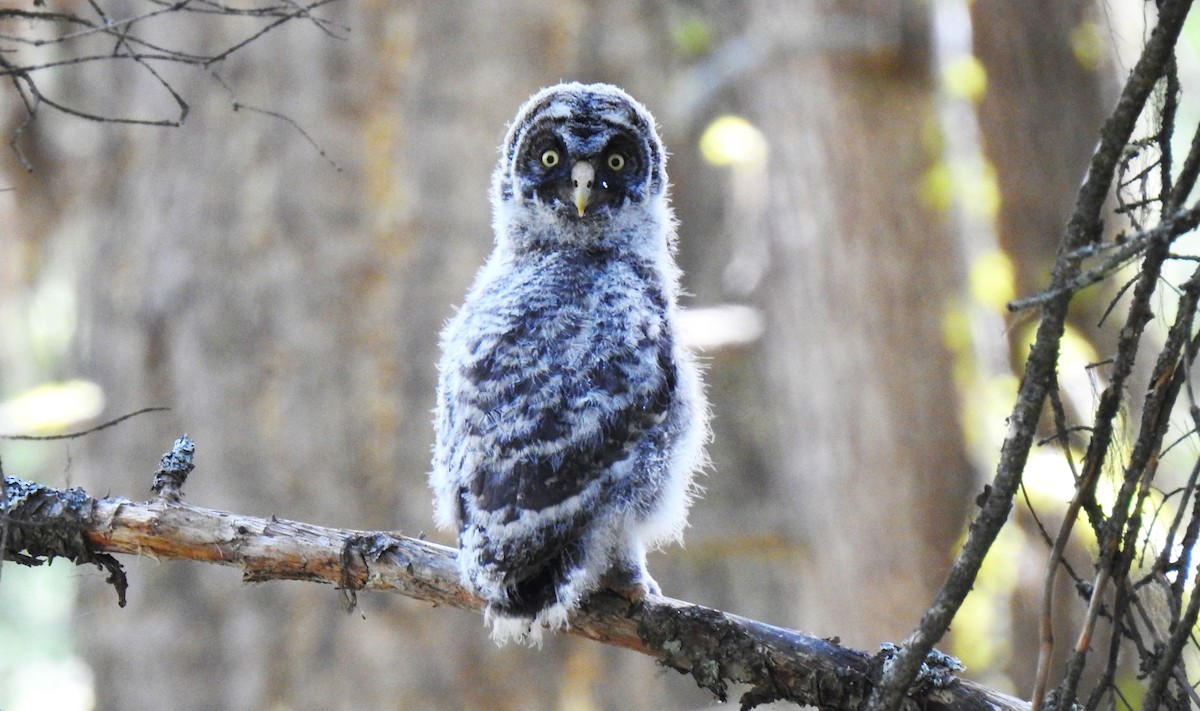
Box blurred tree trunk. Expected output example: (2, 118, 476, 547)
(5, 4, 713, 710)
(0, 1, 999, 708)
(738, 0, 976, 649)
(973, 0, 1115, 308)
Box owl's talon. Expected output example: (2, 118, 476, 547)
(600, 566, 660, 601)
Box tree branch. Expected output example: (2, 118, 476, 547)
(862, 2, 1195, 709)
(1, 444, 1028, 711)
(0, 0, 344, 166)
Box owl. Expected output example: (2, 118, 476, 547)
(430, 82, 708, 644)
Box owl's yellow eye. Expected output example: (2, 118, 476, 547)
(541, 150, 560, 168)
(607, 153, 626, 171)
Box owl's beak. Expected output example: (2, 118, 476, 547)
(571, 161, 594, 217)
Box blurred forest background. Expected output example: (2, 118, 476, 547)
(0, 1, 1191, 709)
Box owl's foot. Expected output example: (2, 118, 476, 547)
(600, 563, 661, 602)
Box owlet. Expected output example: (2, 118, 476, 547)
(430, 82, 708, 644)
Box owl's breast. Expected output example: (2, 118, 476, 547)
(458, 255, 666, 404)
(441, 249, 677, 516)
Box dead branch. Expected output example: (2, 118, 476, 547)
(0, 0, 345, 169)
(866, 2, 1197, 710)
(1, 442, 1027, 711)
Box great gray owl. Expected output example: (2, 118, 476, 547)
(431, 82, 708, 644)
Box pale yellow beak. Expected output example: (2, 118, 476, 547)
(571, 161, 594, 217)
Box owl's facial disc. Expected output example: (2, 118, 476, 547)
(520, 127, 643, 219)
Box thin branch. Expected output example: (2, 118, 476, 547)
(50, 0, 192, 48)
(5, 75, 37, 173)
(1031, 373, 1092, 710)
(0, 0, 345, 165)
(1170, 114, 1200, 209)
(1055, 263, 1200, 710)
(1143, 555, 1200, 710)
(1008, 200, 1200, 313)
(0, 407, 168, 441)
(865, 2, 1195, 709)
(12, 64, 185, 126)
(0, 8, 96, 25)
(201, 0, 341, 67)
(209, 70, 342, 172)
(1158, 54, 1178, 208)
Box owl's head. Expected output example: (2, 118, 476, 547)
(491, 83, 670, 248)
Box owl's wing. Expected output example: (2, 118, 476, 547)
(439, 303, 677, 580)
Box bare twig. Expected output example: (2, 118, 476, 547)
(1031, 375, 1092, 710)
(1007, 200, 1200, 313)
(1143, 556, 1200, 710)
(0, 0, 344, 164)
(0, 407, 168, 441)
(865, 3, 1195, 710)
(209, 70, 343, 172)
